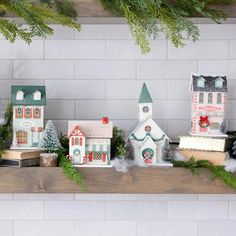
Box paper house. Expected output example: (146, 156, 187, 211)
(11, 86, 46, 149)
(68, 118, 113, 166)
(190, 74, 228, 137)
(127, 83, 172, 166)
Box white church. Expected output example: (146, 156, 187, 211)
(127, 83, 172, 166)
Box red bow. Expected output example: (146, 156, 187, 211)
(200, 116, 209, 122)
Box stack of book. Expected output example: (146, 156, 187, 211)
(178, 135, 236, 166)
(0, 150, 43, 167)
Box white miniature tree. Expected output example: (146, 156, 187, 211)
(40, 120, 61, 153)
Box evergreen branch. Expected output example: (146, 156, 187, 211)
(0, 102, 13, 158)
(32, 5, 80, 31)
(0, 18, 32, 43)
(0, 0, 80, 43)
(101, 0, 232, 54)
(57, 148, 87, 191)
(173, 157, 236, 191)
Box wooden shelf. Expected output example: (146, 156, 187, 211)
(0, 167, 235, 193)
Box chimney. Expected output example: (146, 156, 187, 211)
(102, 117, 109, 124)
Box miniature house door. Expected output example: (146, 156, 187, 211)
(73, 149, 81, 164)
(16, 131, 28, 145)
(32, 131, 39, 147)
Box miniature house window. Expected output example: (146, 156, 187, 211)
(33, 108, 41, 119)
(25, 107, 32, 119)
(33, 90, 41, 100)
(210, 122, 220, 130)
(145, 125, 152, 133)
(197, 77, 205, 88)
(16, 131, 27, 144)
(208, 93, 213, 104)
(15, 107, 23, 119)
(93, 152, 102, 160)
(215, 78, 224, 88)
(199, 93, 204, 103)
(217, 93, 222, 104)
(16, 90, 24, 100)
(74, 138, 80, 145)
(142, 106, 149, 113)
(92, 144, 96, 151)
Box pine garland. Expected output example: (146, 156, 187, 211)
(173, 157, 236, 191)
(101, 0, 233, 54)
(0, 103, 13, 158)
(57, 147, 86, 191)
(0, 0, 80, 43)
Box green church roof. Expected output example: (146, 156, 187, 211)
(138, 83, 153, 103)
(11, 86, 46, 106)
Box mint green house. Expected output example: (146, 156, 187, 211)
(11, 86, 46, 149)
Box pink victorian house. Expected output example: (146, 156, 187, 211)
(190, 74, 228, 137)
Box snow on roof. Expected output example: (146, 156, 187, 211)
(126, 116, 170, 141)
(68, 120, 113, 138)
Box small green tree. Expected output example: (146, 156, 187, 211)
(40, 120, 61, 153)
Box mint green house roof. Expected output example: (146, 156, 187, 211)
(11, 86, 46, 106)
(138, 83, 153, 103)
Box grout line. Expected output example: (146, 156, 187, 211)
(73, 99, 76, 119)
(197, 221, 200, 236)
(228, 200, 230, 220)
(12, 220, 14, 236)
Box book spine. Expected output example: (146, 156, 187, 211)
(0, 158, 39, 167)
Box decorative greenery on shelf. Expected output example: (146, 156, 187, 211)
(57, 147, 86, 191)
(39, 0, 77, 18)
(101, 0, 233, 53)
(111, 126, 126, 159)
(0, 103, 13, 158)
(173, 157, 236, 191)
(0, 0, 80, 44)
(0, 0, 233, 53)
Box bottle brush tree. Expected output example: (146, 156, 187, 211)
(40, 120, 61, 153)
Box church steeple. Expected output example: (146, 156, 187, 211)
(139, 83, 153, 104)
(138, 83, 153, 121)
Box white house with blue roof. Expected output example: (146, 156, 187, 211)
(11, 86, 46, 149)
(127, 83, 172, 166)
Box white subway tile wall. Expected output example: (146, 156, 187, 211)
(0, 24, 236, 140)
(0, 24, 236, 235)
(0, 194, 231, 235)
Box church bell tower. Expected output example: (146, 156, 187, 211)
(138, 83, 153, 122)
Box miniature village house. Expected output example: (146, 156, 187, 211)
(190, 74, 228, 137)
(11, 86, 46, 149)
(68, 118, 113, 166)
(127, 83, 172, 166)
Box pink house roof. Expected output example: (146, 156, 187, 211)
(68, 120, 113, 138)
(68, 125, 86, 138)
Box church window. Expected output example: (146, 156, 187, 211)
(142, 106, 149, 113)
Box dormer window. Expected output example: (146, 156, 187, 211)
(215, 77, 224, 88)
(33, 90, 41, 100)
(197, 77, 205, 88)
(16, 90, 24, 100)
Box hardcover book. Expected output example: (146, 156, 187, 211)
(0, 158, 40, 167)
(179, 135, 236, 152)
(178, 149, 228, 166)
(1, 149, 43, 160)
